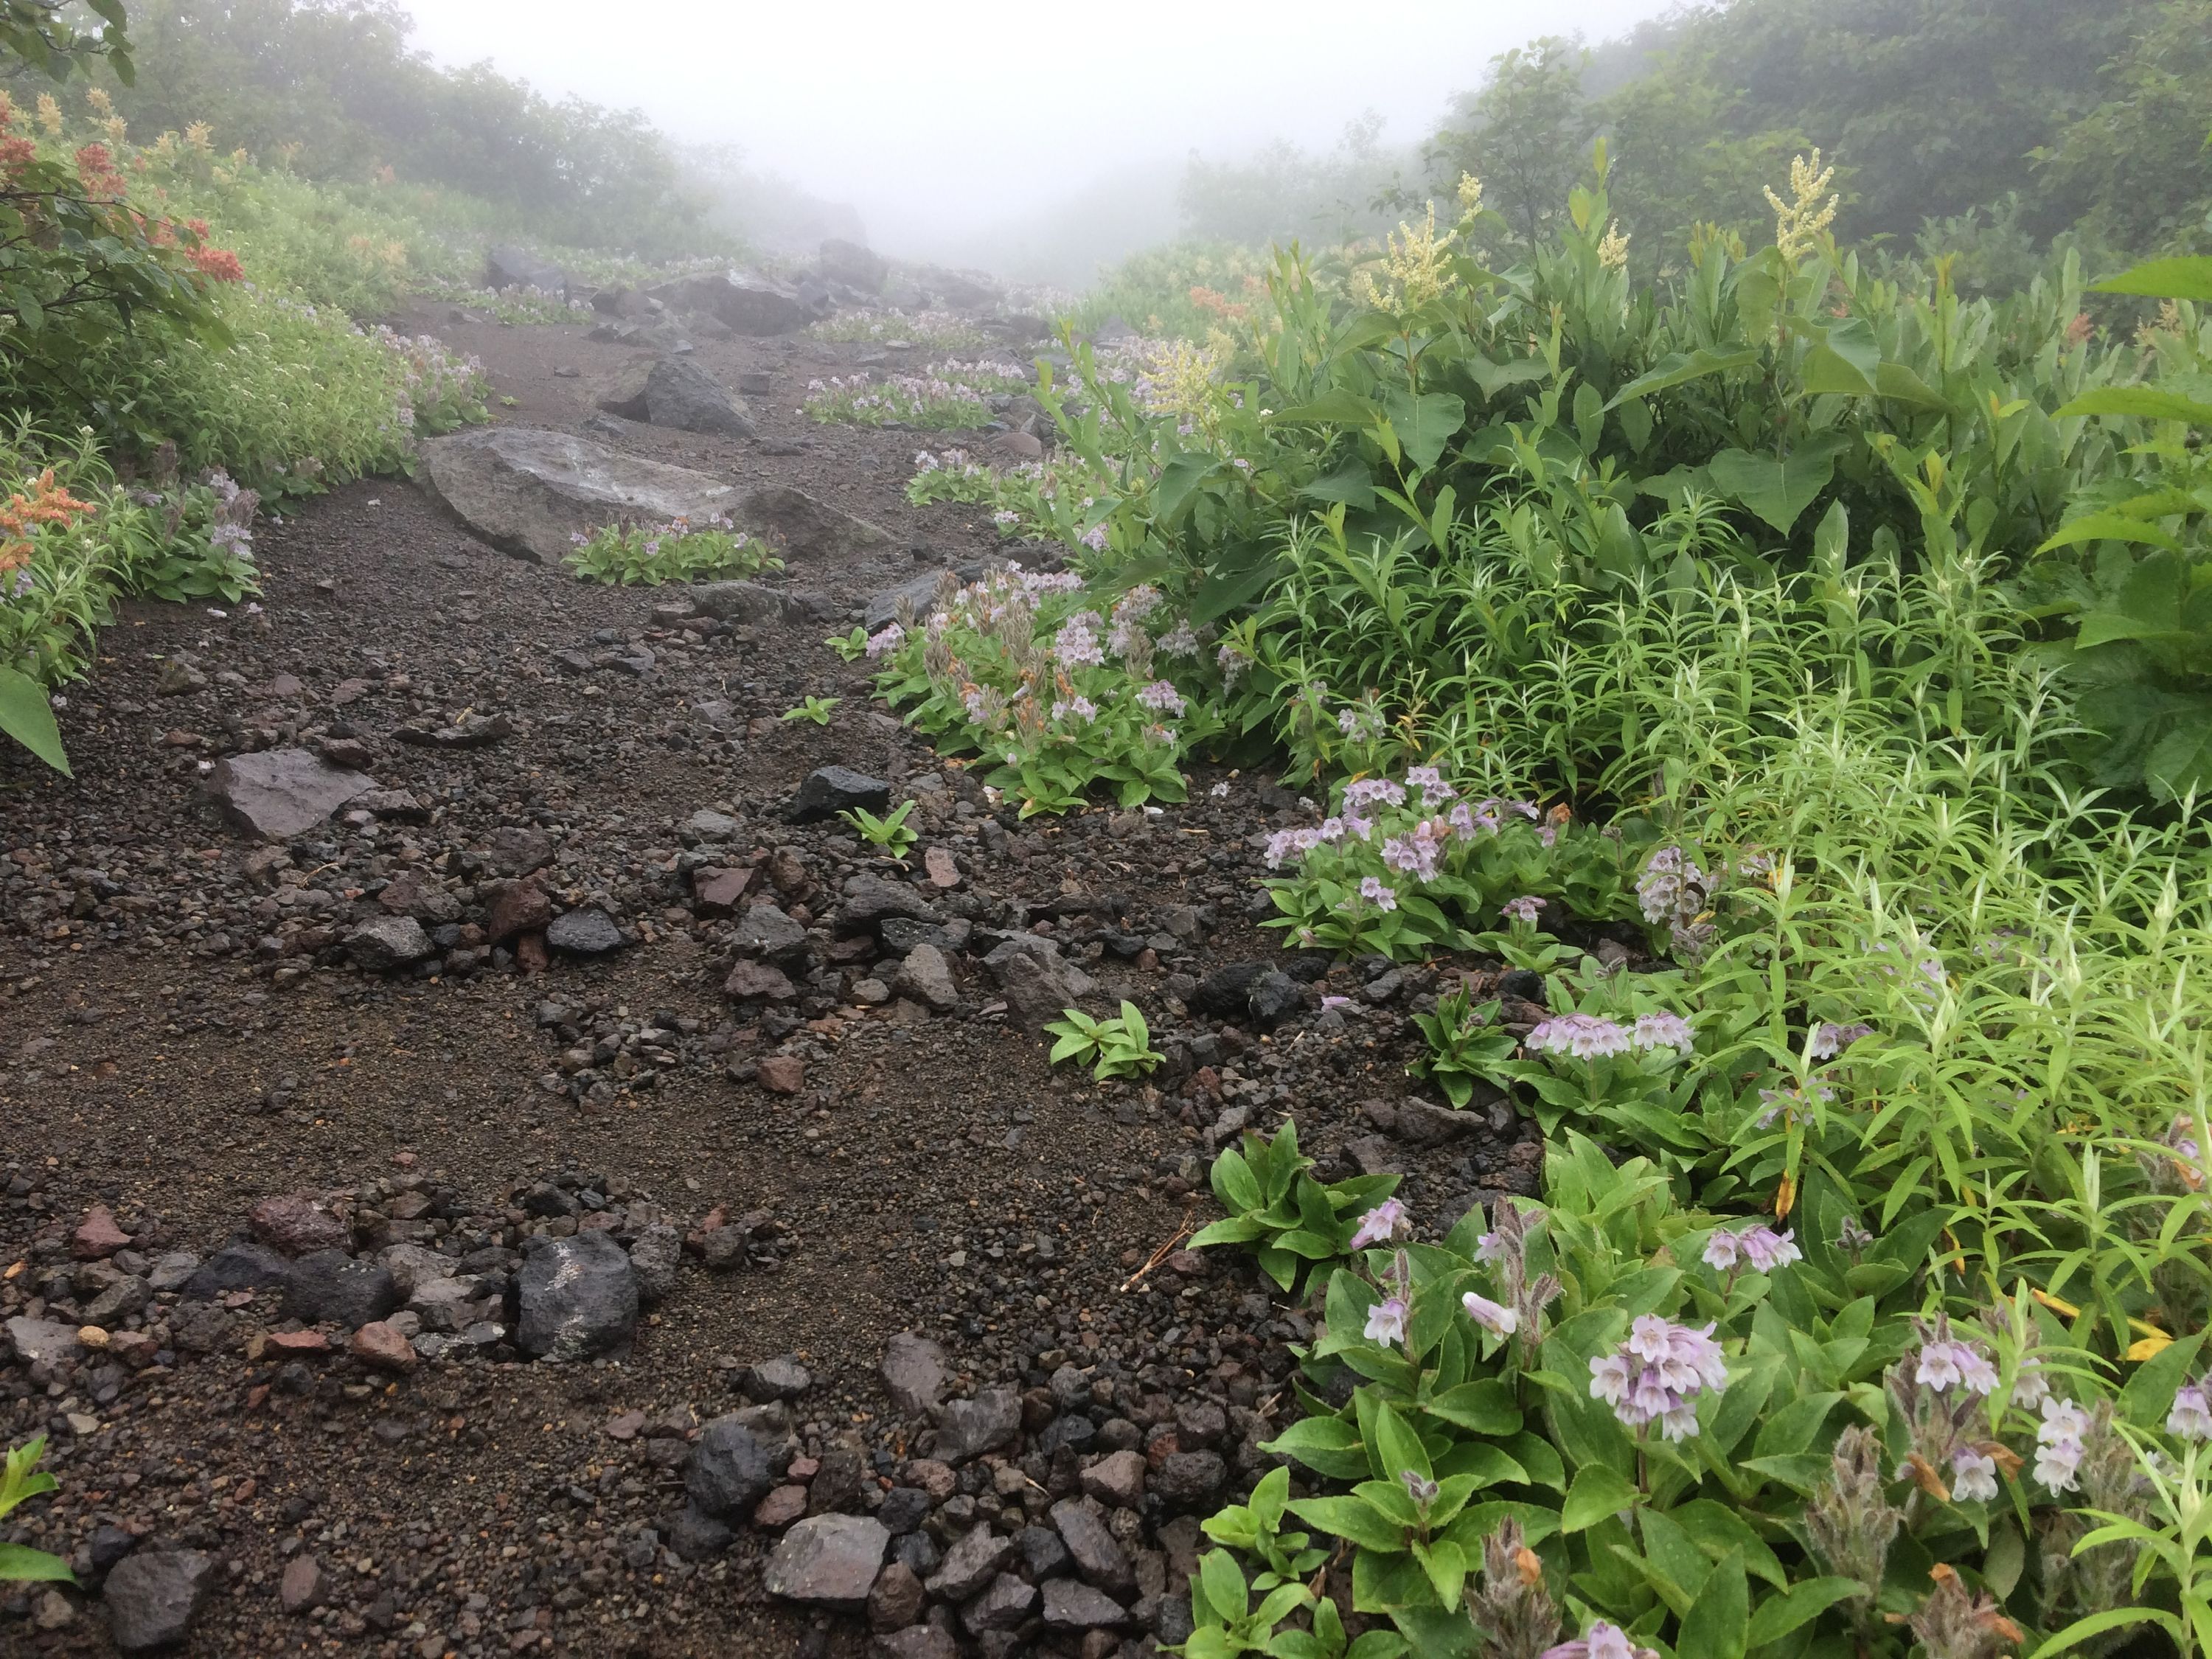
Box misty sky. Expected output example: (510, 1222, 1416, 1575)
(405, 0, 1675, 261)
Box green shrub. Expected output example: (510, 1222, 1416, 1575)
(563, 517, 779, 587)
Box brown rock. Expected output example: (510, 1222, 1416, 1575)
(1079, 1450, 1146, 1508)
(515, 932, 549, 974)
(349, 1321, 417, 1373)
(72, 1206, 130, 1260)
(693, 866, 756, 917)
(108, 1330, 160, 1369)
(484, 879, 552, 942)
(868, 1560, 926, 1632)
(922, 847, 960, 889)
(265, 1330, 330, 1355)
(724, 959, 797, 1001)
(757, 1055, 807, 1094)
(248, 1193, 349, 1256)
(279, 1554, 327, 1613)
(753, 1484, 809, 1528)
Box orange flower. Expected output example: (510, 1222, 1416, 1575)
(185, 217, 209, 241)
(187, 245, 244, 281)
(0, 136, 36, 179)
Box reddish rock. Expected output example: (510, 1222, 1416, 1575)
(72, 1206, 130, 1261)
(692, 866, 755, 917)
(248, 1193, 349, 1256)
(787, 1455, 821, 1481)
(349, 1321, 417, 1373)
(265, 1330, 330, 1355)
(515, 932, 549, 974)
(484, 879, 552, 942)
(725, 959, 797, 1001)
(923, 847, 960, 889)
(1080, 1450, 1147, 1508)
(756, 1055, 806, 1093)
(108, 1331, 160, 1369)
(753, 1484, 809, 1528)
(605, 1411, 647, 1441)
(280, 1554, 327, 1613)
(905, 1459, 957, 1501)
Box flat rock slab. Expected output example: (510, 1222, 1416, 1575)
(105, 1550, 213, 1652)
(762, 1513, 889, 1611)
(418, 428, 741, 565)
(206, 748, 374, 841)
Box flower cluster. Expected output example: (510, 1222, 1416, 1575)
(804, 358, 1028, 428)
(1701, 1224, 1800, 1273)
(1526, 1011, 1695, 1061)
(1588, 1315, 1729, 1439)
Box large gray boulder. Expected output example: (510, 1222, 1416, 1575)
(596, 355, 755, 438)
(515, 1231, 638, 1362)
(647, 268, 813, 335)
(417, 428, 741, 565)
(818, 237, 888, 291)
(741, 484, 890, 561)
(206, 748, 374, 841)
(762, 1514, 889, 1611)
(105, 1551, 213, 1652)
(485, 246, 567, 296)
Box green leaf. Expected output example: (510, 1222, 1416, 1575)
(1708, 435, 1850, 535)
(1263, 1416, 1369, 1480)
(1379, 389, 1466, 472)
(1668, 1548, 1745, 1659)
(1423, 1380, 1521, 1435)
(1745, 1576, 1868, 1646)
(1211, 1151, 1261, 1214)
(1560, 1465, 1638, 1533)
(1198, 1549, 1249, 1624)
(1371, 1400, 1432, 1482)
(0, 667, 69, 775)
(1157, 451, 1224, 522)
(1605, 347, 1761, 410)
(1301, 457, 1377, 511)
(2037, 512, 2185, 555)
(1800, 319, 1880, 397)
(1874, 361, 1953, 411)
(2147, 717, 2212, 798)
(2089, 256, 2212, 302)
(0, 1543, 74, 1582)
(1289, 1495, 1410, 1554)
(2054, 386, 2212, 427)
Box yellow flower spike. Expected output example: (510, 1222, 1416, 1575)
(1774, 1172, 1796, 1219)
(1763, 148, 1839, 262)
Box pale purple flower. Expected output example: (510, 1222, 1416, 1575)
(1591, 1316, 1727, 1439)
(1081, 523, 1109, 552)
(1156, 621, 1200, 658)
(1462, 1290, 1519, 1337)
(1754, 1079, 1835, 1129)
(1320, 994, 1354, 1012)
(1337, 705, 1383, 741)
(1526, 1014, 1632, 1061)
(1135, 679, 1186, 717)
(1050, 695, 1098, 724)
(1950, 1448, 2000, 1502)
(1630, 1012, 1694, 1054)
(1541, 1622, 1653, 1659)
(1917, 1338, 2000, 1397)
(1637, 846, 1707, 925)
(1473, 1231, 1503, 1264)
(1381, 830, 1441, 882)
(1447, 801, 1481, 839)
(1501, 895, 1544, 925)
(1349, 1200, 1408, 1251)
(1357, 877, 1397, 913)
(1363, 1295, 1409, 1346)
(1404, 765, 1455, 805)
(864, 622, 905, 658)
(2035, 1397, 2092, 1492)
(1340, 811, 1375, 841)
(1810, 1020, 1874, 1059)
(1739, 1226, 1800, 1271)
(2169, 1380, 2212, 1441)
(1054, 612, 1105, 669)
(1343, 778, 1405, 810)
(2010, 1357, 2050, 1410)
(1702, 1231, 1743, 1271)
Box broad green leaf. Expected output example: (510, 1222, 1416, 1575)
(1745, 1576, 1867, 1646)
(2037, 512, 2185, 555)
(1371, 1400, 1432, 1482)
(1301, 457, 1377, 512)
(2147, 716, 2212, 798)
(1675, 1548, 1748, 1659)
(1198, 1549, 1248, 1623)
(1708, 435, 1850, 535)
(0, 667, 69, 775)
(1289, 1495, 1408, 1554)
(1560, 1465, 1638, 1533)
(1424, 1379, 1521, 1435)
(1605, 347, 1761, 410)
(1800, 319, 1880, 396)
(1379, 388, 1466, 471)
(0, 1543, 75, 1582)
(2055, 386, 2212, 427)
(1263, 1416, 1369, 1480)
(2090, 256, 2212, 302)
(1156, 452, 1223, 522)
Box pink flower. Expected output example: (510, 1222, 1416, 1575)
(1363, 1295, 1408, 1346)
(1349, 1200, 1408, 1251)
(1462, 1291, 1518, 1337)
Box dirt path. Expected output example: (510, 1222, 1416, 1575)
(0, 310, 1532, 1658)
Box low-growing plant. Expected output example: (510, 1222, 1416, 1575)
(1189, 1121, 1400, 1296)
(782, 695, 840, 726)
(564, 515, 778, 586)
(803, 358, 1029, 428)
(0, 1438, 72, 1585)
(807, 307, 990, 351)
(1044, 1000, 1164, 1082)
(841, 799, 917, 858)
(1408, 984, 1516, 1110)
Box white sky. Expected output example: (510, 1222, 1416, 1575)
(402, 0, 1673, 261)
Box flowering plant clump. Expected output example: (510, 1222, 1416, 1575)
(563, 515, 780, 587)
(802, 358, 1029, 428)
(1259, 764, 1637, 957)
(806, 307, 990, 351)
(867, 564, 1226, 815)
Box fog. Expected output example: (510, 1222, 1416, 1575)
(405, 0, 1675, 279)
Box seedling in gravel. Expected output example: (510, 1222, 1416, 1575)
(1408, 982, 1516, 1110)
(782, 695, 841, 725)
(1045, 1001, 1164, 1081)
(827, 626, 872, 662)
(1187, 1119, 1399, 1295)
(0, 1439, 72, 1584)
(564, 517, 779, 586)
(841, 800, 918, 858)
